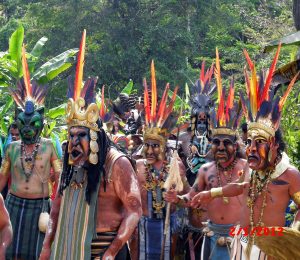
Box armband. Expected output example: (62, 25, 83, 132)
(210, 187, 223, 198)
(52, 159, 62, 173)
(0, 156, 10, 176)
(292, 191, 300, 205)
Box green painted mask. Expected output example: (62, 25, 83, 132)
(16, 100, 44, 144)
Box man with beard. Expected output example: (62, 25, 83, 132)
(191, 47, 300, 259)
(40, 31, 142, 260)
(0, 48, 61, 260)
(166, 50, 249, 260)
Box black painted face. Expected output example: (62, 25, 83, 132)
(16, 101, 44, 144)
(211, 134, 237, 163)
(191, 94, 212, 135)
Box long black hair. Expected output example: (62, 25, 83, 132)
(59, 122, 113, 204)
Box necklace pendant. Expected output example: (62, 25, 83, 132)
(247, 198, 252, 208)
(223, 197, 229, 204)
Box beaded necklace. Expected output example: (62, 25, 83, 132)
(246, 168, 274, 252)
(216, 158, 237, 203)
(143, 161, 169, 217)
(20, 138, 41, 182)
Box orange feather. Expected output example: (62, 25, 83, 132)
(244, 67, 250, 98)
(74, 29, 86, 100)
(143, 78, 150, 125)
(157, 83, 170, 127)
(225, 80, 234, 121)
(200, 61, 205, 90)
(279, 72, 300, 111)
(22, 45, 32, 98)
(214, 48, 222, 103)
(163, 86, 178, 122)
(150, 60, 157, 125)
(217, 90, 225, 126)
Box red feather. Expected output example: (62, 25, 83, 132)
(260, 43, 281, 104)
(243, 49, 254, 70)
(279, 71, 300, 111)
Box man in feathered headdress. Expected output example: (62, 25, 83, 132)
(192, 45, 300, 259)
(184, 62, 215, 185)
(130, 61, 189, 260)
(40, 30, 142, 260)
(0, 46, 61, 259)
(168, 49, 249, 260)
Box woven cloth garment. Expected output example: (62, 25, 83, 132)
(50, 173, 100, 260)
(138, 216, 171, 260)
(5, 193, 50, 260)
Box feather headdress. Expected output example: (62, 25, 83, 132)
(65, 30, 100, 165)
(9, 46, 49, 114)
(190, 61, 216, 137)
(143, 60, 178, 145)
(241, 44, 299, 139)
(66, 30, 99, 132)
(210, 48, 242, 137)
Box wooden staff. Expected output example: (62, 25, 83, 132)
(160, 150, 183, 260)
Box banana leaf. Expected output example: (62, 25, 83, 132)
(0, 96, 14, 118)
(8, 25, 24, 78)
(46, 103, 66, 119)
(32, 48, 78, 84)
(264, 31, 300, 52)
(28, 36, 48, 72)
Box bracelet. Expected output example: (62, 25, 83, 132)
(210, 187, 223, 198)
(292, 191, 300, 205)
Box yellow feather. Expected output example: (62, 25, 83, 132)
(215, 48, 222, 104)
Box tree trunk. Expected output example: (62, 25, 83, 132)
(293, 0, 300, 30)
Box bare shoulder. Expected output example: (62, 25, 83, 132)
(136, 159, 146, 171)
(282, 166, 300, 181)
(41, 137, 54, 146)
(114, 155, 134, 173)
(198, 161, 214, 175)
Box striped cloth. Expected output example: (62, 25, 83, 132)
(138, 216, 171, 260)
(91, 232, 129, 260)
(5, 193, 50, 260)
(50, 173, 101, 260)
